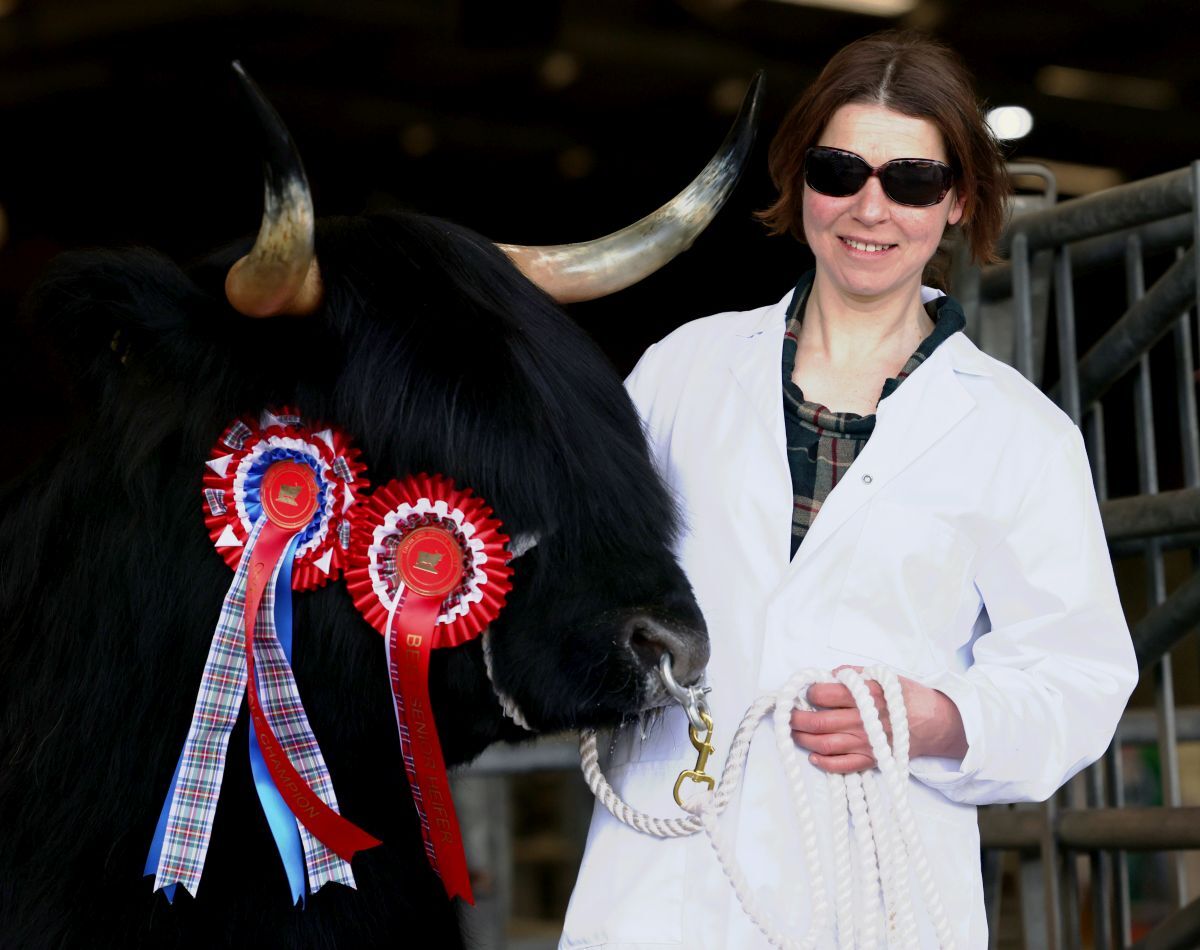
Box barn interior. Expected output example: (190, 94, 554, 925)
(1, 1, 1199, 947)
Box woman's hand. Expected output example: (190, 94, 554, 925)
(790, 666, 967, 774)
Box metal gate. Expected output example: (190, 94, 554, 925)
(960, 163, 1200, 950)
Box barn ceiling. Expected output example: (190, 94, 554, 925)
(1, 0, 1198, 422)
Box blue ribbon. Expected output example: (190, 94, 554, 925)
(144, 754, 184, 902)
(248, 532, 307, 905)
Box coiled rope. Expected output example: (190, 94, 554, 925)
(480, 633, 954, 949)
(579, 667, 955, 950)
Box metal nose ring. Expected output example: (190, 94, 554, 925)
(658, 653, 710, 732)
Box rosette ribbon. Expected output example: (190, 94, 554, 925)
(347, 473, 513, 903)
(146, 410, 379, 903)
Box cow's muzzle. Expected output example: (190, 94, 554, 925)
(621, 615, 709, 693)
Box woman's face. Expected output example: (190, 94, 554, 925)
(802, 102, 965, 302)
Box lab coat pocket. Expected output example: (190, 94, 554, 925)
(561, 760, 687, 947)
(826, 501, 978, 673)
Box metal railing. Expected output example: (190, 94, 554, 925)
(968, 161, 1200, 950)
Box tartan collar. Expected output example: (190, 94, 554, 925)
(780, 272, 968, 427)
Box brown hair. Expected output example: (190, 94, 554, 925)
(757, 30, 1009, 265)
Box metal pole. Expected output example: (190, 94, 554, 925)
(980, 213, 1192, 300)
(979, 806, 1200, 851)
(1057, 248, 1196, 406)
(1062, 784, 1083, 950)
(1112, 530, 1200, 559)
(1043, 795, 1064, 950)
(1000, 167, 1192, 256)
(1055, 245, 1082, 424)
(1129, 895, 1200, 950)
(1127, 236, 1188, 914)
(1087, 759, 1114, 950)
(1012, 231, 1035, 381)
(1132, 567, 1200, 668)
(1084, 399, 1128, 947)
(1100, 488, 1200, 541)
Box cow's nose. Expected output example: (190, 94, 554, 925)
(621, 615, 710, 687)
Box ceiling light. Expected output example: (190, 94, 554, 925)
(766, 0, 919, 16)
(400, 123, 437, 158)
(557, 146, 595, 180)
(540, 51, 580, 91)
(986, 106, 1033, 141)
(711, 77, 751, 116)
(1036, 65, 1177, 110)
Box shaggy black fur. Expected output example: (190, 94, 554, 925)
(0, 212, 708, 949)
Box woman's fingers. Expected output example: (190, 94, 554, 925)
(805, 682, 855, 708)
(795, 669, 904, 773)
(792, 729, 864, 757)
(790, 707, 865, 733)
(808, 752, 876, 774)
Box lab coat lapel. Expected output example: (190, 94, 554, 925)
(726, 293, 793, 447)
(790, 341, 979, 571)
(721, 293, 796, 571)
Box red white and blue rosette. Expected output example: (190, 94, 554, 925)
(346, 474, 512, 903)
(146, 408, 380, 907)
(202, 407, 365, 589)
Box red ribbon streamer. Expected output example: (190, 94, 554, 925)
(244, 520, 382, 863)
(388, 591, 475, 904)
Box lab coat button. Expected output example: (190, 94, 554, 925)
(861, 474, 873, 484)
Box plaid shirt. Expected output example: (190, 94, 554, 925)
(783, 273, 966, 556)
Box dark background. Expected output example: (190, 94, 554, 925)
(1, 0, 1198, 461)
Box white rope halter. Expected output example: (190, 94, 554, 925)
(480, 628, 534, 733)
(579, 667, 955, 949)
(479, 635, 952, 948)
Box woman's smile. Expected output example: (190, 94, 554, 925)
(838, 235, 898, 256)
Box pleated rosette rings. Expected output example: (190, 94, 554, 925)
(345, 474, 513, 904)
(147, 409, 379, 905)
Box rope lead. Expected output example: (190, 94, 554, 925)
(578, 667, 957, 950)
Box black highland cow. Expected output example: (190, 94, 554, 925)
(0, 69, 760, 948)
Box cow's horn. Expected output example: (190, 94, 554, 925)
(224, 61, 322, 318)
(498, 71, 764, 304)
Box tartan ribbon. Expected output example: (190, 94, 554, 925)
(146, 515, 377, 900)
(241, 519, 381, 867)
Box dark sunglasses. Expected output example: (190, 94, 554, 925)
(803, 146, 954, 208)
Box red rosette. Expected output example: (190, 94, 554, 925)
(346, 473, 513, 649)
(201, 406, 368, 590)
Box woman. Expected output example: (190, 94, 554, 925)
(561, 31, 1137, 949)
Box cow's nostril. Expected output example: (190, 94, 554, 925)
(621, 615, 709, 687)
(628, 623, 668, 671)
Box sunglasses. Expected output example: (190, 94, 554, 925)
(803, 146, 954, 208)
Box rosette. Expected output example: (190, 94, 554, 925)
(202, 407, 366, 589)
(147, 408, 379, 907)
(345, 473, 513, 647)
(346, 473, 512, 903)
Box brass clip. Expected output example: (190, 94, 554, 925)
(673, 710, 716, 807)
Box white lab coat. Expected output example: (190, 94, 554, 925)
(561, 285, 1138, 949)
